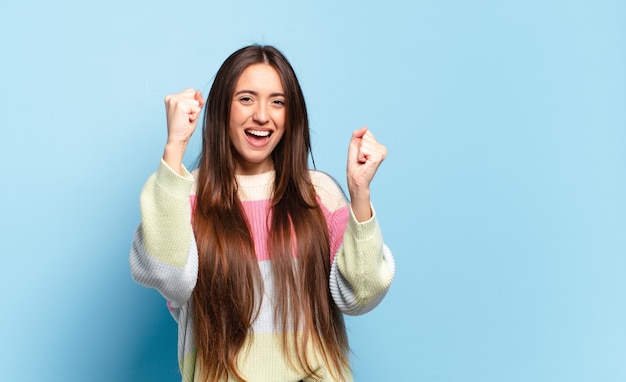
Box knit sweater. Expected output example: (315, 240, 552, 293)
(130, 160, 395, 382)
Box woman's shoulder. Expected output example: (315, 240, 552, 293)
(309, 170, 348, 211)
(309, 169, 340, 189)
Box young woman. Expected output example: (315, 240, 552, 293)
(130, 45, 395, 382)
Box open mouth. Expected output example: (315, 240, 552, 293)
(245, 129, 272, 139)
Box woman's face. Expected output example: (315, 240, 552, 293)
(229, 63, 286, 175)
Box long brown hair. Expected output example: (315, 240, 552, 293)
(192, 45, 349, 381)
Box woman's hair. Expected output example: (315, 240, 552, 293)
(192, 45, 349, 381)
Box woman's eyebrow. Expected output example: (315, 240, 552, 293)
(234, 89, 285, 97)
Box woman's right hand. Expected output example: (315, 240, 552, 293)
(162, 88, 205, 173)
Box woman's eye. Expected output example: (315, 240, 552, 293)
(272, 99, 285, 106)
(239, 96, 253, 103)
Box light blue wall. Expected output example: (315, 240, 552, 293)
(1, 1, 625, 381)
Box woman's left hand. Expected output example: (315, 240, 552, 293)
(346, 126, 387, 221)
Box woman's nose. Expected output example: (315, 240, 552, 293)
(252, 103, 269, 124)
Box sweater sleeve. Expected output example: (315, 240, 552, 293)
(129, 159, 199, 308)
(329, 205, 395, 316)
(311, 170, 395, 316)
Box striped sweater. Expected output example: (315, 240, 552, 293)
(130, 160, 395, 382)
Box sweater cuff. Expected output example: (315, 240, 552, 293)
(347, 203, 378, 241)
(155, 159, 195, 200)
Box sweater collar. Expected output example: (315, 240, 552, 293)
(235, 170, 275, 189)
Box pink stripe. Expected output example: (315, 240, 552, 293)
(327, 205, 349, 262)
(189, 196, 349, 263)
(242, 199, 273, 261)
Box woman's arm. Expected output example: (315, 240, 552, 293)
(320, 125, 395, 314)
(129, 89, 205, 306)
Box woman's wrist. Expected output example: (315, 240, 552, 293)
(349, 188, 372, 222)
(163, 141, 187, 175)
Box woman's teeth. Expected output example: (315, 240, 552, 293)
(246, 129, 271, 137)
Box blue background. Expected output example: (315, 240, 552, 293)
(1, 0, 625, 381)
